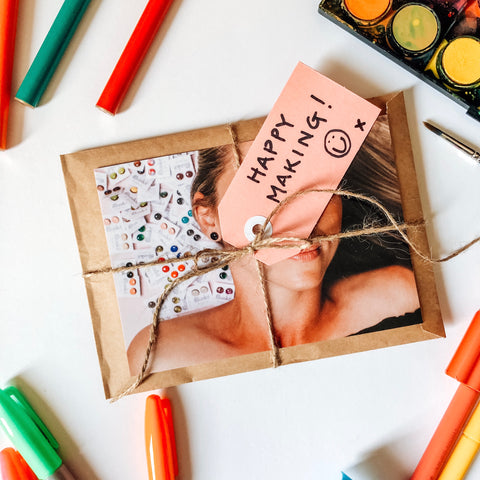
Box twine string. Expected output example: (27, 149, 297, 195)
(257, 188, 433, 262)
(253, 258, 280, 368)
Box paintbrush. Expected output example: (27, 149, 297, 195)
(424, 121, 480, 164)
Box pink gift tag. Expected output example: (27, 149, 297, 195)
(218, 62, 381, 264)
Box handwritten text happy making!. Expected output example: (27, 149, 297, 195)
(246, 94, 329, 203)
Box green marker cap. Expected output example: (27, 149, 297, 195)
(0, 386, 62, 479)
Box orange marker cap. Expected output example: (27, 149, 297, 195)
(145, 394, 178, 480)
(0, 448, 38, 480)
(446, 310, 480, 390)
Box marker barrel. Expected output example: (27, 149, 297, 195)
(438, 400, 480, 480)
(0, 388, 62, 479)
(0, 448, 38, 480)
(15, 0, 91, 107)
(412, 310, 480, 479)
(0, 0, 19, 149)
(411, 383, 479, 480)
(96, 0, 175, 115)
(447, 311, 480, 386)
(145, 394, 178, 480)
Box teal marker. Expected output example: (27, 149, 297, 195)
(15, 0, 92, 107)
(342, 473, 353, 480)
(0, 386, 76, 479)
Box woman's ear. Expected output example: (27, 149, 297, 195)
(192, 191, 218, 234)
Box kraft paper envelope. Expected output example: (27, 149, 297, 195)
(62, 92, 443, 399)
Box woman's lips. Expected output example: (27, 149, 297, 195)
(290, 245, 320, 261)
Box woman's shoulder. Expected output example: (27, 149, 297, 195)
(127, 314, 201, 373)
(328, 264, 420, 333)
(342, 264, 416, 292)
(127, 303, 238, 373)
(332, 264, 418, 300)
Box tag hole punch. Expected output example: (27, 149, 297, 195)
(244, 216, 273, 242)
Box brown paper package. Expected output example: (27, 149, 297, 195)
(61, 92, 444, 399)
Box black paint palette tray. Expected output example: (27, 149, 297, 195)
(318, 0, 480, 121)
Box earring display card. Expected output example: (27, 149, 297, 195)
(318, 0, 480, 122)
(62, 92, 443, 399)
(94, 152, 235, 355)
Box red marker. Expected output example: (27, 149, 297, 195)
(0, 0, 19, 149)
(96, 0, 176, 115)
(145, 394, 178, 480)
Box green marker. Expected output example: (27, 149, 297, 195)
(16, 0, 92, 107)
(0, 386, 76, 479)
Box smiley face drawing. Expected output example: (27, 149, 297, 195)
(324, 129, 352, 158)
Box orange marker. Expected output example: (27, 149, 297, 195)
(412, 310, 480, 480)
(0, 448, 38, 480)
(0, 0, 19, 149)
(145, 394, 178, 480)
(446, 310, 480, 384)
(96, 0, 176, 115)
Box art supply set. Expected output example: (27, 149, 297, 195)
(318, 0, 480, 122)
(1, 2, 479, 479)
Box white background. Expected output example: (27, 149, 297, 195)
(0, 1, 479, 479)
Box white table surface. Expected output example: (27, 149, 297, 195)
(0, 1, 479, 479)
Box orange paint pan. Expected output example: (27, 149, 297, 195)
(343, 0, 391, 22)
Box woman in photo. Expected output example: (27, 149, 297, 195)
(128, 116, 421, 372)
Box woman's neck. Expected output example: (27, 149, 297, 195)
(230, 255, 325, 348)
(267, 282, 323, 347)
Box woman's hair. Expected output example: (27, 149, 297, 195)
(192, 115, 411, 280)
(191, 144, 234, 209)
(342, 115, 401, 212)
(323, 115, 413, 289)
